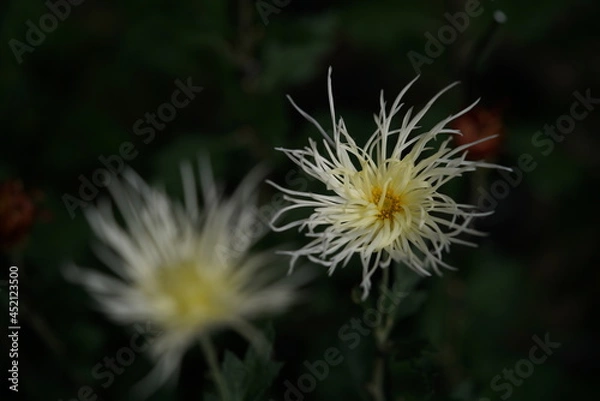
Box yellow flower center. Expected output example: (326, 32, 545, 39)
(144, 260, 239, 330)
(371, 187, 403, 221)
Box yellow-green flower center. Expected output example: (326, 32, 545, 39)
(144, 260, 240, 330)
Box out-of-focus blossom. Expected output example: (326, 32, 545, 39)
(66, 161, 300, 395)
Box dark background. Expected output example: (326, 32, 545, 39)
(1, 0, 598, 400)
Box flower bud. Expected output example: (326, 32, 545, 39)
(451, 106, 504, 160)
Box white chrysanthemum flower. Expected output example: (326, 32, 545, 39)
(66, 161, 298, 394)
(269, 68, 509, 298)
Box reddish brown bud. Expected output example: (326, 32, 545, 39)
(451, 106, 504, 160)
(0, 180, 37, 249)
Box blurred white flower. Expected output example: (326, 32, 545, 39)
(66, 160, 298, 394)
(269, 68, 509, 298)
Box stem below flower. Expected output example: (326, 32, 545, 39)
(369, 356, 387, 401)
(199, 336, 230, 401)
(368, 266, 394, 401)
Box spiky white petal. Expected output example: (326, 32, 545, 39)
(66, 161, 298, 395)
(270, 68, 509, 298)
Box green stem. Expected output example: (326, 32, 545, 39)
(199, 336, 230, 401)
(369, 266, 395, 401)
(463, 10, 507, 99)
(370, 356, 387, 401)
